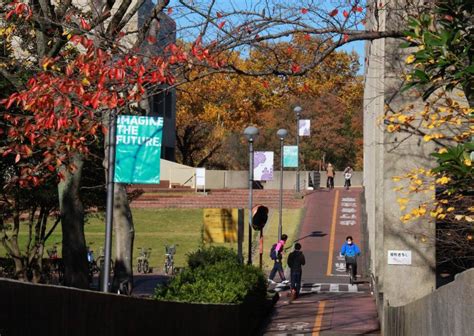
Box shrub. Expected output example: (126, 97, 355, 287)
(154, 247, 267, 304)
(186, 246, 239, 270)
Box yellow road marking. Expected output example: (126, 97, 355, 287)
(312, 300, 327, 336)
(326, 190, 339, 276)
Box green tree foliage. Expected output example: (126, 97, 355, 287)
(402, 0, 473, 106)
(431, 143, 473, 193)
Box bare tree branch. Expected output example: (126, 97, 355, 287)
(133, 0, 171, 49)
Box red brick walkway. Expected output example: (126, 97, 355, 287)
(264, 187, 380, 335)
(130, 189, 305, 209)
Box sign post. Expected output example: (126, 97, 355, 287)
(102, 112, 117, 292)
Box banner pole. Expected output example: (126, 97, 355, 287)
(102, 111, 116, 292)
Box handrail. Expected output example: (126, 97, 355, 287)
(182, 175, 194, 186)
(295, 178, 306, 192)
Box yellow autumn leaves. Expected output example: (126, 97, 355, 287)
(393, 168, 473, 224)
(384, 91, 472, 144)
(435, 176, 450, 185)
(405, 54, 416, 64)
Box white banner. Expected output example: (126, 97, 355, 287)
(253, 151, 274, 181)
(196, 168, 206, 186)
(298, 119, 310, 136)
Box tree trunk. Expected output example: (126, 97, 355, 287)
(112, 184, 135, 293)
(58, 155, 88, 289)
(11, 211, 26, 280)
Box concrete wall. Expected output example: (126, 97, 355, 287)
(385, 269, 474, 336)
(160, 159, 195, 186)
(363, 0, 436, 329)
(160, 159, 362, 190)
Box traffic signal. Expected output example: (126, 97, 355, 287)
(251, 204, 268, 230)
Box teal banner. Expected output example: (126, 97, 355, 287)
(114, 115, 163, 184)
(283, 146, 298, 168)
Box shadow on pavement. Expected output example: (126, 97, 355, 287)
(132, 273, 170, 297)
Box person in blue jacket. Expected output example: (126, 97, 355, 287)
(340, 236, 361, 278)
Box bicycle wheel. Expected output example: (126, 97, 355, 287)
(169, 264, 174, 275)
(164, 262, 169, 275)
(143, 260, 149, 274)
(137, 261, 142, 273)
(118, 281, 129, 295)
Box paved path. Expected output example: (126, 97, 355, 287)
(264, 187, 380, 335)
(132, 273, 169, 297)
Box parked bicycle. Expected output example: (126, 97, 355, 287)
(137, 247, 151, 274)
(87, 246, 99, 284)
(164, 244, 177, 275)
(45, 244, 64, 284)
(46, 244, 58, 260)
(96, 247, 114, 273)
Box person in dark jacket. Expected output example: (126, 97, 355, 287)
(287, 243, 306, 297)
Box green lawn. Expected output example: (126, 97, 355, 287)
(1, 207, 303, 273)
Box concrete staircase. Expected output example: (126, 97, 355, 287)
(129, 188, 307, 209)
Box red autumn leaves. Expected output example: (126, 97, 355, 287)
(1, 29, 217, 187)
(5, 1, 32, 20)
(328, 6, 364, 18)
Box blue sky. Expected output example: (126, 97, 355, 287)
(339, 41, 365, 74)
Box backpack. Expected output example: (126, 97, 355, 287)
(270, 243, 279, 260)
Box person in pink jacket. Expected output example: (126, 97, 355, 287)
(268, 234, 289, 284)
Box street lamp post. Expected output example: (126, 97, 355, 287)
(294, 106, 302, 192)
(277, 129, 288, 241)
(243, 126, 259, 265)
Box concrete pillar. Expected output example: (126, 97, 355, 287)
(363, 0, 436, 328)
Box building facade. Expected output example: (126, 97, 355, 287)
(138, 1, 177, 161)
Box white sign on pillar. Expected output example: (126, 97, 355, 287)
(387, 250, 412, 265)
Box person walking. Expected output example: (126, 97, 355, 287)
(326, 163, 335, 189)
(343, 165, 353, 190)
(287, 243, 305, 299)
(268, 234, 289, 284)
(340, 236, 361, 278)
